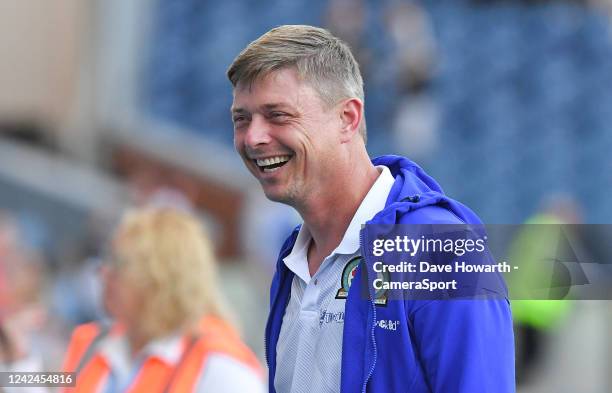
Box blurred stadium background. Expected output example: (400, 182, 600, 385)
(0, 0, 610, 391)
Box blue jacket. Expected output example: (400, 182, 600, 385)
(265, 155, 515, 393)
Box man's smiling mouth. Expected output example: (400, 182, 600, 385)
(254, 155, 292, 173)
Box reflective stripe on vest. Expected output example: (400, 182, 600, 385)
(62, 317, 262, 393)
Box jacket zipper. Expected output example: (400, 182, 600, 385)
(264, 330, 270, 366)
(360, 228, 377, 393)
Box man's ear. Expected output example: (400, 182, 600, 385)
(339, 98, 364, 143)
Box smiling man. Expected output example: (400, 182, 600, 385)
(227, 25, 515, 393)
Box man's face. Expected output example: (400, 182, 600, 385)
(232, 68, 341, 205)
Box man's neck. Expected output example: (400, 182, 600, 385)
(299, 161, 379, 275)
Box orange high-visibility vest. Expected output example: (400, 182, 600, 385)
(62, 316, 262, 393)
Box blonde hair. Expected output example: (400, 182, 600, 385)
(111, 207, 231, 339)
(227, 24, 367, 142)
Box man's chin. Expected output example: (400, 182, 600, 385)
(262, 186, 294, 205)
(263, 191, 290, 204)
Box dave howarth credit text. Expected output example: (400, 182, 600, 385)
(372, 261, 512, 291)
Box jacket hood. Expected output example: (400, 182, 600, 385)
(371, 155, 482, 225)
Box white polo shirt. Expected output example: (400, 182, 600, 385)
(274, 166, 395, 393)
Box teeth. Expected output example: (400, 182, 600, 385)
(256, 155, 290, 167)
(264, 166, 281, 173)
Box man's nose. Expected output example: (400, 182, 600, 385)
(244, 116, 272, 147)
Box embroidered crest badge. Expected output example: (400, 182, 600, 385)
(335, 256, 389, 306)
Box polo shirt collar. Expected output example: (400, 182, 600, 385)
(283, 165, 395, 282)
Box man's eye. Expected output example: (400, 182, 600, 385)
(233, 116, 246, 123)
(270, 112, 288, 120)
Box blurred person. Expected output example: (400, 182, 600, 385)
(509, 194, 582, 385)
(323, 0, 372, 77)
(0, 212, 48, 393)
(227, 25, 514, 393)
(61, 208, 264, 392)
(383, 0, 437, 94)
(50, 213, 110, 329)
(383, 1, 440, 161)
